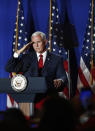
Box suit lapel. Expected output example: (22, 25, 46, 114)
(30, 51, 39, 76)
(30, 51, 52, 75)
(42, 51, 51, 72)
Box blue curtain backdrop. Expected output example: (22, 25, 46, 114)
(0, 0, 90, 110)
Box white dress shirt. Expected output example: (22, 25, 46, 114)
(36, 51, 47, 66)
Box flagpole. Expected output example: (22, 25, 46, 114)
(67, 50, 72, 99)
(91, 0, 94, 85)
(49, 0, 52, 52)
(15, 0, 19, 52)
(12, 0, 20, 76)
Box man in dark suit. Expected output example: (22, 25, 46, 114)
(5, 31, 68, 103)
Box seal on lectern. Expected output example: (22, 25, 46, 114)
(11, 74, 27, 92)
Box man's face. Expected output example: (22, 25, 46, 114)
(32, 35, 47, 53)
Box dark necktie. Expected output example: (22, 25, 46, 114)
(38, 54, 43, 69)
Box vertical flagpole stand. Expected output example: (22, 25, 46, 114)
(67, 49, 72, 99)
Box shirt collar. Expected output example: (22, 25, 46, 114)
(36, 50, 47, 58)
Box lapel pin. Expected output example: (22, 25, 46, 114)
(48, 58, 50, 61)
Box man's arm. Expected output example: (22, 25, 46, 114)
(53, 57, 68, 89)
(5, 42, 32, 73)
(5, 56, 23, 73)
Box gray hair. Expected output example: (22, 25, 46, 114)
(31, 31, 46, 41)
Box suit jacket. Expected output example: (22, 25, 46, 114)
(5, 50, 68, 101)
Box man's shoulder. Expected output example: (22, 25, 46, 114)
(21, 51, 36, 60)
(49, 52, 63, 59)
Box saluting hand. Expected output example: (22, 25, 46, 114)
(16, 42, 32, 55)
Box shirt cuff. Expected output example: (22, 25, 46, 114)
(13, 52, 19, 58)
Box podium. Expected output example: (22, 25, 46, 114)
(0, 77, 47, 103)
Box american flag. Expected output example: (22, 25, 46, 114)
(46, 0, 69, 98)
(12, 0, 28, 54)
(47, 0, 68, 60)
(77, 0, 95, 90)
(7, 0, 28, 108)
